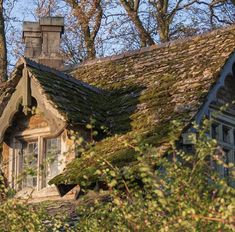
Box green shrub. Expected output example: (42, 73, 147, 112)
(75, 120, 235, 231)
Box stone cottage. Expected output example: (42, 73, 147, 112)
(0, 16, 235, 201)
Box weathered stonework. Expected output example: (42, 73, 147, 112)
(23, 22, 42, 59)
(23, 17, 64, 70)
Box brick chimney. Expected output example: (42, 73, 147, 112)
(23, 17, 64, 70)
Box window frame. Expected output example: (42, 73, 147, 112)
(210, 111, 235, 186)
(9, 128, 63, 191)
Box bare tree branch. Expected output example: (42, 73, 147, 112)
(120, 0, 155, 47)
(0, 0, 7, 82)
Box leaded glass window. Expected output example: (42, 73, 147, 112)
(22, 141, 38, 188)
(45, 137, 61, 186)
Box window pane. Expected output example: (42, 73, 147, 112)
(211, 123, 219, 140)
(45, 137, 61, 185)
(22, 141, 38, 188)
(222, 125, 231, 144)
(233, 129, 235, 146)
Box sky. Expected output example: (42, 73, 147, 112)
(6, 0, 37, 69)
(12, 0, 35, 21)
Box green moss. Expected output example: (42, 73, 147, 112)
(28, 28, 235, 188)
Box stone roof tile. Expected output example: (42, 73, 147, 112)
(50, 25, 235, 186)
(1, 25, 235, 188)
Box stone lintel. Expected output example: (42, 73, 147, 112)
(23, 31, 41, 37)
(23, 32, 42, 42)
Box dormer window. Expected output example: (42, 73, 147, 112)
(2, 107, 67, 196)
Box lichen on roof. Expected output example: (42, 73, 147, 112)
(27, 65, 106, 127)
(50, 25, 235, 187)
(1, 26, 235, 188)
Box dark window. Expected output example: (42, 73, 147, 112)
(222, 125, 231, 144)
(211, 123, 219, 140)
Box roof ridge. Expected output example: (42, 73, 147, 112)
(67, 23, 235, 70)
(23, 57, 102, 94)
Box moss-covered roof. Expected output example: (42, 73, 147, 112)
(1, 26, 235, 188)
(26, 58, 106, 127)
(0, 58, 106, 129)
(50, 25, 235, 187)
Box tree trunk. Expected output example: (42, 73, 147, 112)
(0, 0, 7, 82)
(155, 0, 171, 43)
(65, 0, 102, 61)
(129, 11, 155, 47)
(120, 0, 155, 47)
(158, 21, 170, 43)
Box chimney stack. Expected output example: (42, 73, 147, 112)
(23, 22, 42, 59)
(23, 17, 64, 70)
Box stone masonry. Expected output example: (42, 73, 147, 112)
(23, 17, 64, 70)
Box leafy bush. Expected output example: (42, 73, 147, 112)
(0, 175, 73, 232)
(0, 120, 234, 231)
(75, 120, 235, 231)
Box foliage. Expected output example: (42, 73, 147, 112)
(0, 119, 235, 231)
(74, 120, 235, 231)
(0, 175, 74, 232)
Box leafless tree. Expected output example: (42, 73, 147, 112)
(2, 0, 233, 69)
(208, 0, 235, 27)
(119, 0, 155, 46)
(0, 0, 7, 82)
(33, 0, 61, 18)
(64, 0, 103, 60)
